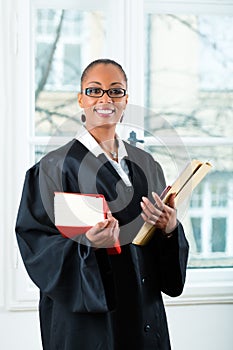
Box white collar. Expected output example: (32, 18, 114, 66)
(75, 126, 128, 160)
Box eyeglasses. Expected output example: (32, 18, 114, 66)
(83, 87, 127, 98)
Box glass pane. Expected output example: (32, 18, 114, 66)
(144, 14, 233, 138)
(145, 13, 233, 268)
(190, 184, 203, 208)
(34, 144, 61, 163)
(143, 143, 233, 268)
(191, 217, 202, 253)
(199, 16, 233, 91)
(34, 9, 106, 137)
(211, 182, 228, 207)
(212, 218, 226, 252)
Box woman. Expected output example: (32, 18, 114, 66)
(16, 58, 189, 350)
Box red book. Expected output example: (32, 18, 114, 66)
(54, 192, 121, 254)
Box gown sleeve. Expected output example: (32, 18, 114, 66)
(156, 224, 189, 297)
(15, 163, 113, 313)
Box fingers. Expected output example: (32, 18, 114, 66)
(86, 214, 120, 248)
(96, 219, 109, 232)
(112, 220, 120, 242)
(140, 194, 163, 221)
(166, 193, 176, 209)
(107, 211, 113, 219)
(140, 192, 177, 232)
(95, 212, 116, 233)
(152, 192, 165, 210)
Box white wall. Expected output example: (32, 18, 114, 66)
(0, 310, 42, 350)
(1, 303, 233, 350)
(167, 303, 233, 350)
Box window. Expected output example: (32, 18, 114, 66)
(33, 8, 106, 163)
(8, 0, 129, 310)
(188, 175, 233, 266)
(5, 0, 233, 309)
(199, 15, 233, 91)
(144, 11, 233, 268)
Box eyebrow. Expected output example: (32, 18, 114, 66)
(87, 81, 125, 87)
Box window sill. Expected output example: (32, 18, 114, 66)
(164, 268, 233, 306)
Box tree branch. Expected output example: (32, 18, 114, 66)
(35, 10, 65, 101)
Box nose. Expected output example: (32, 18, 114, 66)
(99, 91, 113, 104)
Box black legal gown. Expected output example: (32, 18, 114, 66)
(15, 139, 189, 350)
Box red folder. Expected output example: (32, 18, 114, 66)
(54, 192, 121, 255)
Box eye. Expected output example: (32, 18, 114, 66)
(86, 88, 102, 96)
(109, 88, 125, 97)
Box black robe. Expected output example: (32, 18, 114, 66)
(15, 139, 189, 350)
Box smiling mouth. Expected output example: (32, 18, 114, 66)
(94, 108, 115, 115)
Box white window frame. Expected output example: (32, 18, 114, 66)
(189, 178, 233, 257)
(3, 0, 233, 310)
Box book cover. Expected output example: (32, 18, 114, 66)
(132, 159, 212, 246)
(54, 192, 121, 254)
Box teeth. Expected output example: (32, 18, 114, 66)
(96, 109, 113, 114)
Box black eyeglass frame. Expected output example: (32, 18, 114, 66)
(83, 87, 127, 98)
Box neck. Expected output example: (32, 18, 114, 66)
(87, 125, 116, 146)
(87, 126, 118, 160)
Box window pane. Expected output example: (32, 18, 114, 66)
(212, 218, 226, 252)
(145, 13, 233, 268)
(199, 16, 233, 91)
(34, 9, 106, 137)
(191, 217, 202, 253)
(63, 45, 81, 86)
(190, 184, 203, 208)
(144, 143, 233, 268)
(144, 14, 233, 138)
(34, 144, 61, 163)
(211, 182, 228, 207)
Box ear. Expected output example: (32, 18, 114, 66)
(78, 92, 84, 108)
(125, 94, 129, 107)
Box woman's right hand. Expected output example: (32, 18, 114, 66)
(85, 212, 120, 248)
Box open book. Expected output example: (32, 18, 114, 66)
(132, 159, 212, 246)
(54, 192, 121, 254)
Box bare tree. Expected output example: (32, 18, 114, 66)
(35, 10, 65, 101)
(35, 10, 82, 136)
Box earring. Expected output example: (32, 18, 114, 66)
(120, 113, 124, 123)
(81, 114, 86, 123)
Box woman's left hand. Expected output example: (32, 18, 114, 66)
(140, 192, 177, 235)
